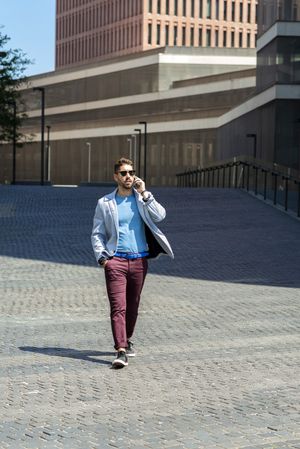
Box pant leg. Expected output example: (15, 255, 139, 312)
(104, 257, 128, 349)
(126, 257, 148, 340)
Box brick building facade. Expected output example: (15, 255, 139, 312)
(56, 0, 257, 69)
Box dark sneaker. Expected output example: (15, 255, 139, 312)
(126, 341, 136, 357)
(112, 350, 128, 368)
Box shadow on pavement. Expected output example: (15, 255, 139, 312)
(19, 346, 114, 366)
(1, 185, 300, 288)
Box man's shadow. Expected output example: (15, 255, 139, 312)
(19, 346, 115, 366)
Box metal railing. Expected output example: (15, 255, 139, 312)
(176, 158, 300, 218)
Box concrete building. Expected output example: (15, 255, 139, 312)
(56, 0, 258, 70)
(218, 0, 300, 172)
(1, 0, 299, 187)
(0, 47, 255, 185)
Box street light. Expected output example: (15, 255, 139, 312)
(138, 121, 147, 183)
(131, 134, 137, 165)
(33, 87, 45, 185)
(127, 137, 132, 160)
(134, 128, 142, 175)
(246, 133, 257, 159)
(46, 125, 51, 182)
(86, 142, 91, 183)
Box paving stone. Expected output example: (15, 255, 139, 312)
(0, 185, 299, 448)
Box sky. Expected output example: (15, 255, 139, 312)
(0, 0, 56, 76)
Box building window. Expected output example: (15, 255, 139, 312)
(148, 23, 152, 44)
(215, 29, 219, 46)
(216, 0, 219, 19)
(199, 0, 203, 18)
(174, 0, 178, 15)
(247, 31, 251, 47)
(207, 0, 211, 18)
(224, 0, 227, 20)
(157, 23, 161, 44)
(190, 27, 194, 46)
(174, 25, 178, 45)
(199, 27, 202, 46)
(206, 29, 211, 46)
(191, 0, 195, 17)
(166, 0, 169, 14)
(148, 0, 152, 13)
(240, 1, 243, 22)
(247, 2, 251, 22)
(182, 26, 186, 45)
(232, 1, 235, 21)
(157, 0, 161, 14)
(231, 30, 235, 47)
(166, 24, 169, 45)
(183, 0, 186, 16)
(223, 29, 227, 46)
(239, 31, 243, 47)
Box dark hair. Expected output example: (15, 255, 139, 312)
(114, 157, 133, 173)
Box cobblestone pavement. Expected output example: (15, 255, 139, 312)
(0, 185, 299, 449)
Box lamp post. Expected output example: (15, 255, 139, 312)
(86, 142, 91, 183)
(33, 87, 45, 185)
(138, 121, 147, 183)
(46, 125, 51, 182)
(127, 137, 132, 160)
(134, 128, 142, 175)
(131, 134, 137, 165)
(246, 133, 257, 159)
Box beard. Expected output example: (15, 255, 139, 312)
(121, 179, 133, 190)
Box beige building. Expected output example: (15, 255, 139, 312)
(56, 0, 258, 69)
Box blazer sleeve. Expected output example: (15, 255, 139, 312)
(91, 201, 109, 262)
(142, 193, 166, 223)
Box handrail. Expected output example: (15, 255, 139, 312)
(176, 158, 300, 218)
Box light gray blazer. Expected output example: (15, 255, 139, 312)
(91, 188, 174, 264)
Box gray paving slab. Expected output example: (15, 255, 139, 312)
(0, 185, 299, 449)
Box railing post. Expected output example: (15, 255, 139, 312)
(254, 166, 258, 195)
(284, 176, 289, 211)
(297, 181, 300, 217)
(246, 164, 250, 191)
(273, 173, 278, 205)
(234, 162, 238, 188)
(263, 169, 267, 200)
(222, 166, 226, 188)
(228, 164, 232, 188)
(217, 167, 220, 188)
(212, 168, 215, 187)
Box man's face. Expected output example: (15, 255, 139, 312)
(114, 164, 136, 190)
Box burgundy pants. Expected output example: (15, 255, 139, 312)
(104, 257, 148, 349)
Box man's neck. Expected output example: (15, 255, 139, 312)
(117, 187, 133, 197)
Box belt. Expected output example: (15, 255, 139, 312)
(114, 251, 149, 259)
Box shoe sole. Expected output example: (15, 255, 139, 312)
(126, 352, 135, 357)
(112, 360, 128, 368)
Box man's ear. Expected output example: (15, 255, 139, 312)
(113, 173, 118, 182)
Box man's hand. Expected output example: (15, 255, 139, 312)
(133, 176, 146, 194)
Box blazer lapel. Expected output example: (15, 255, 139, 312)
(107, 190, 119, 232)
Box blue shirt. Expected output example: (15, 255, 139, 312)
(115, 193, 148, 253)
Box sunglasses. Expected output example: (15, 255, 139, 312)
(118, 170, 136, 177)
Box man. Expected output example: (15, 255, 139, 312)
(91, 157, 173, 368)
